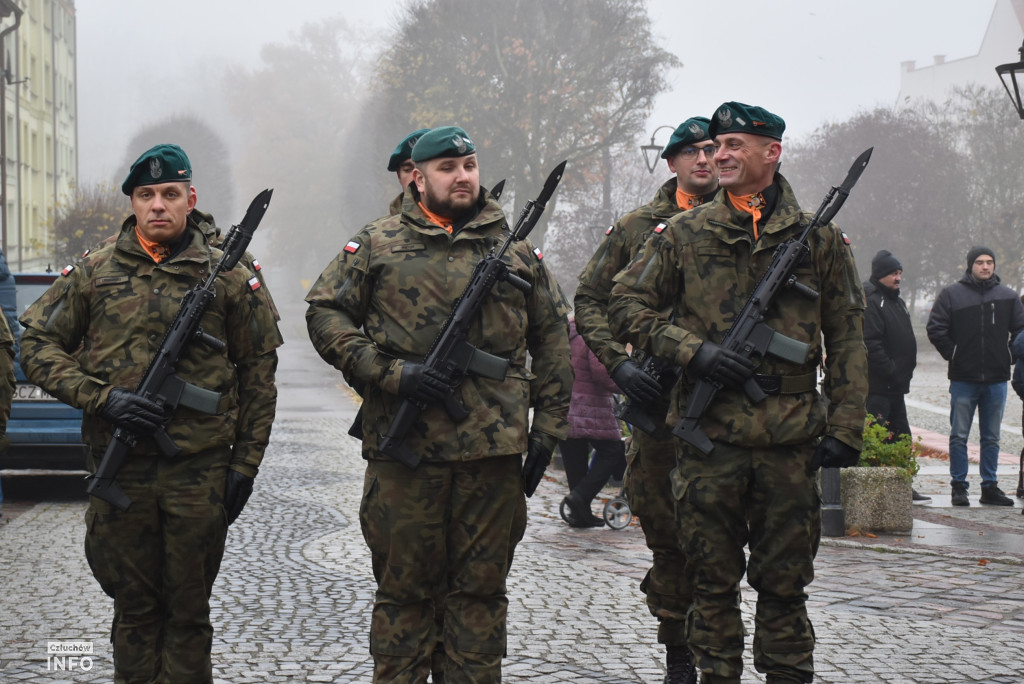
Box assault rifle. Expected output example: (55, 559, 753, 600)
(86, 189, 274, 510)
(347, 179, 507, 441)
(378, 162, 567, 468)
(672, 148, 872, 454)
(614, 353, 679, 435)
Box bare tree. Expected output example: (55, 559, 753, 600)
(375, 0, 679, 246)
(50, 182, 128, 265)
(784, 107, 971, 308)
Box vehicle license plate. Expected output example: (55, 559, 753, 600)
(15, 383, 56, 401)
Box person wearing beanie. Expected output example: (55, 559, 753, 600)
(574, 113, 721, 684)
(863, 250, 930, 503)
(927, 245, 1024, 507)
(608, 101, 868, 683)
(19, 143, 283, 681)
(306, 125, 572, 682)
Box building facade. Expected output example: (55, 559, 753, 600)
(897, 0, 1024, 108)
(0, 0, 77, 272)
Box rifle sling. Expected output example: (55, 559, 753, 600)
(752, 371, 817, 395)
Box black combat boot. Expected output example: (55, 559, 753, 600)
(664, 644, 697, 684)
(951, 482, 969, 507)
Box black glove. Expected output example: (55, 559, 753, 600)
(224, 470, 255, 525)
(687, 341, 755, 389)
(100, 388, 169, 435)
(521, 439, 552, 498)
(397, 362, 451, 404)
(808, 436, 861, 472)
(611, 359, 662, 405)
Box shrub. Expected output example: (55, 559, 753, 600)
(859, 413, 920, 480)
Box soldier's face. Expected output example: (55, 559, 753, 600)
(130, 182, 196, 243)
(396, 159, 416, 190)
(713, 133, 780, 196)
(414, 154, 480, 219)
(666, 141, 719, 196)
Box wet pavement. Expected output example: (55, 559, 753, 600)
(2, 309, 1024, 682)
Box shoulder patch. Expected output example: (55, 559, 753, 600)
(653, 222, 667, 234)
(344, 241, 360, 254)
(61, 264, 75, 276)
(841, 232, 851, 245)
(80, 248, 91, 258)
(251, 258, 262, 272)
(605, 225, 614, 236)
(248, 276, 261, 291)
(533, 247, 544, 260)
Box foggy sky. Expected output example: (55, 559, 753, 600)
(76, 0, 995, 188)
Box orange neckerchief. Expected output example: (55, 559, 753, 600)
(727, 192, 767, 240)
(417, 201, 453, 234)
(135, 226, 172, 263)
(675, 188, 704, 210)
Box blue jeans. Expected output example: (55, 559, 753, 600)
(948, 380, 1007, 488)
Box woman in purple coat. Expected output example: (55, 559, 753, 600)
(561, 318, 627, 527)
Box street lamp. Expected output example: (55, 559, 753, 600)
(640, 125, 676, 174)
(995, 39, 1024, 119)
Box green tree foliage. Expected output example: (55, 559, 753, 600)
(51, 182, 127, 265)
(122, 115, 235, 227)
(375, 0, 679, 246)
(784, 107, 971, 305)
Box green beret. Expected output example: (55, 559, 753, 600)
(411, 126, 475, 163)
(121, 143, 192, 195)
(387, 128, 431, 171)
(709, 102, 785, 140)
(661, 117, 712, 159)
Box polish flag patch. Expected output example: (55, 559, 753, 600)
(841, 232, 851, 245)
(248, 276, 261, 291)
(344, 241, 360, 254)
(251, 258, 262, 272)
(605, 225, 614, 235)
(654, 222, 667, 234)
(61, 264, 75, 276)
(533, 247, 544, 260)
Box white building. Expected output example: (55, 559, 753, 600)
(898, 0, 1024, 108)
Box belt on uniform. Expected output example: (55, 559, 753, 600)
(753, 371, 817, 395)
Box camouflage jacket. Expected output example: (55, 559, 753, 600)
(0, 313, 13, 447)
(575, 176, 685, 374)
(306, 186, 573, 461)
(608, 173, 867, 450)
(19, 218, 283, 476)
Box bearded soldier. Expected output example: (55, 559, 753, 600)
(306, 126, 572, 683)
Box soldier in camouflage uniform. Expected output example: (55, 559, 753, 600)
(575, 116, 718, 683)
(19, 144, 282, 683)
(0, 315, 13, 454)
(388, 128, 432, 216)
(608, 102, 867, 684)
(306, 126, 572, 684)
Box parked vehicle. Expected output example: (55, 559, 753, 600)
(0, 264, 87, 471)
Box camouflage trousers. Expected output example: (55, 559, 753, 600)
(360, 455, 525, 684)
(624, 427, 690, 646)
(671, 441, 820, 684)
(84, 447, 230, 684)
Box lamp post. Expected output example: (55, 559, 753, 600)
(995, 39, 1024, 119)
(640, 124, 676, 174)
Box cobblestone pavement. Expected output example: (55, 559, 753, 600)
(3, 316, 1024, 682)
